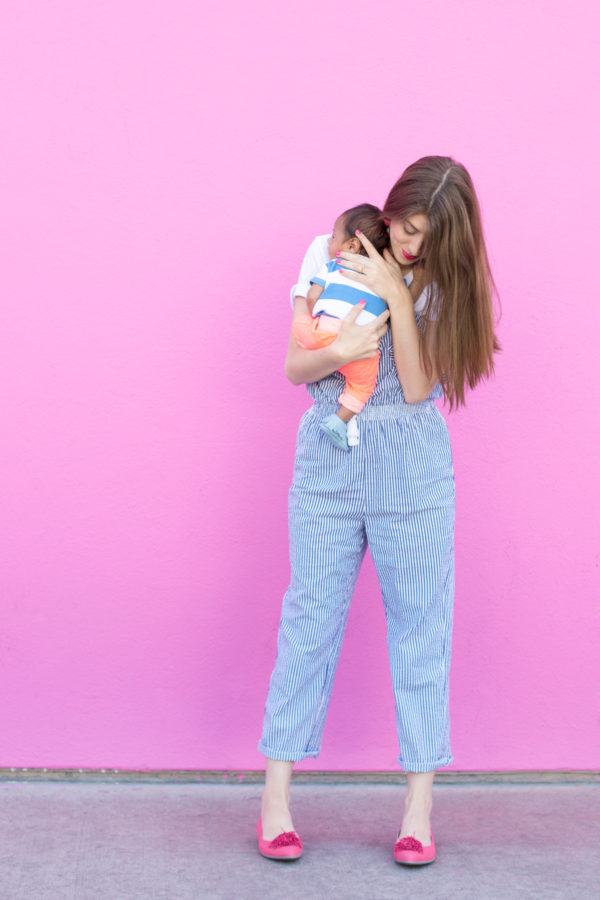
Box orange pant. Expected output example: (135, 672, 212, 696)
(292, 314, 379, 414)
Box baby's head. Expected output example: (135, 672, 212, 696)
(327, 203, 389, 260)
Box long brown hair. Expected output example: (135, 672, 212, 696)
(383, 156, 500, 409)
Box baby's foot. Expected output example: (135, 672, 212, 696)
(321, 413, 349, 451)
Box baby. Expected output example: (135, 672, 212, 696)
(293, 204, 389, 451)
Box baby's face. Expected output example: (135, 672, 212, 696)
(327, 216, 351, 259)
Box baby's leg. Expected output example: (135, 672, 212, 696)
(320, 354, 379, 451)
(292, 315, 337, 350)
(335, 406, 355, 424)
(338, 354, 380, 416)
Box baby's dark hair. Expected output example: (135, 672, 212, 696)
(341, 203, 389, 256)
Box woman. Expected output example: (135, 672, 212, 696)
(257, 156, 499, 865)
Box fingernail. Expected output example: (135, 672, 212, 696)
(359, 300, 366, 305)
(355, 229, 362, 235)
(335, 251, 341, 256)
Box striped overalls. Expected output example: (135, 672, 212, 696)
(258, 325, 455, 772)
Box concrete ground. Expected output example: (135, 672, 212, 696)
(0, 780, 598, 900)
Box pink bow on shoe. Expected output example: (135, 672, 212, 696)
(394, 830, 436, 866)
(269, 831, 302, 849)
(256, 818, 303, 860)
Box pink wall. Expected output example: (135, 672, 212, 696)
(1, 1, 598, 771)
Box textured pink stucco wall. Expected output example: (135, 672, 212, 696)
(1, 1, 598, 771)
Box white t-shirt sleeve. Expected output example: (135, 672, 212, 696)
(413, 283, 430, 315)
(404, 269, 439, 320)
(414, 282, 440, 320)
(290, 234, 330, 307)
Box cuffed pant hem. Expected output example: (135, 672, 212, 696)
(398, 754, 454, 772)
(258, 742, 320, 762)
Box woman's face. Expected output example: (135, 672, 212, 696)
(388, 213, 428, 266)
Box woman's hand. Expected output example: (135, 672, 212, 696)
(337, 230, 413, 311)
(335, 302, 390, 365)
(284, 297, 389, 386)
(339, 230, 439, 402)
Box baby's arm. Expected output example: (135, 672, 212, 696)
(305, 283, 323, 316)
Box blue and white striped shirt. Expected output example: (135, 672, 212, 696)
(311, 259, 387, 325)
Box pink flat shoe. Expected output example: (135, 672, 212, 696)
(394, 830, 436, 866)
(256, 817, 303, 860)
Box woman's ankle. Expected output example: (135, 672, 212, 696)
(404, 772, 434, 812)
(260, 794, 295, 840)
(262, 791, 290, 808)
(264, 759, 293, 801)
(404, 788, 432, 808)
